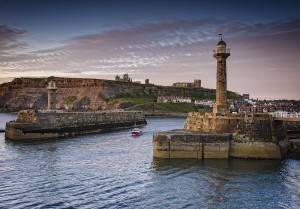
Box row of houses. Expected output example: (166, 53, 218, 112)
(239, 105, 299, 113)
(239, 106, 272, 113)
(194, 100, 214, 107)
(157, 96, 192, 103)
(157, 96, 215, 106)
(157, 96, 299, 113)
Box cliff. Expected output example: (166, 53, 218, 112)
(0, 77, 241, 112)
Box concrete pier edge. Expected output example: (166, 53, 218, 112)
(5, 110, 147, 141)
(153, 112, 300, 159)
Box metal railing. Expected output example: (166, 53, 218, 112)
(213, 48, 230, 54)
(38, 110, 64, 113)
(270, 112, 300, 118)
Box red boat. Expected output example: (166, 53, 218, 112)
(131, 128, 143, 136)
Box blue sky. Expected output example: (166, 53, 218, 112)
(0, 0, 299, 99)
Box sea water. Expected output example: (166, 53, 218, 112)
(0, 113, 299, 208)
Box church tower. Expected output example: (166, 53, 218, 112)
(213, 36, 230, 114)
(47, 79, 57, 111)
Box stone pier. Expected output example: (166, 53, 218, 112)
(152, 113, 294, 159)
(153, 130, 231, 159)
(5, 110, 147, 141)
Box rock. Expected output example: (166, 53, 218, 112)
(0, 77, 240, 112)
(288, 139, 300, 159)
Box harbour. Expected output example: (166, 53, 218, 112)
(1, 1, 300, 208)
(0, 113, 300, 208)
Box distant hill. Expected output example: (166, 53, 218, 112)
(0, 77, 241, 112)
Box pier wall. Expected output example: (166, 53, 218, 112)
(184, 112, 279, 141)
(153, 130, 282, 159)
(153, 130, 231, 159)
(6, 110, 146, 140)
(153, 112, 300, 159)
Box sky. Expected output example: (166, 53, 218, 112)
(0, 0, 299, 100)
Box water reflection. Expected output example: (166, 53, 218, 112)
(279, 160, 300, 208)
(0, 113, 299, 208)
(152, 158, 282, 173)
(151, 158, 285, 208)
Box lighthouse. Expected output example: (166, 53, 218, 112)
(213, 36, 230, 114)
(47, 79, 57, 111)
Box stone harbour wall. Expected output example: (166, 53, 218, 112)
(6, 110, 146, 140)
(184, 112, 277, 142)
(153, 130, 283, 159)
(16, 110, 38, 123)
(153, 130, 231, 159)
(229, 141, 282, 159)
(183, 112, 285, 159)
(152, 112, 300, 159)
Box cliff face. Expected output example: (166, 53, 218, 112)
(0, 77, 229, 112)
(0, 78, 49, 111)
(1, 77, 107, 111)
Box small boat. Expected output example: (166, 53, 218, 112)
(131, 128, 143, 136)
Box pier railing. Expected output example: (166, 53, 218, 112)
(270, 112, 300, 119)
(38, 110, 64, 113)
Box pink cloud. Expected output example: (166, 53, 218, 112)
(0, 25, 26, 53)
(0, 17, 299, 99)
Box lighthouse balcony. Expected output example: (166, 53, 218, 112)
(213, 48, 230, 55)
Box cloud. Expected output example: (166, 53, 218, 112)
(0, 25, 26, 53)
(69, 17, 223, 50)
(0, 17, 299, 99)
(2, 17, 299, 64)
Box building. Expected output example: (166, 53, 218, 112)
(173, 82, 192, 88)
(157, 96, 192, 103)
(194, 100, 214, 107)
(173, 79, 201, 88)
(213, 37, 230, 114)
(115, 74, 132, 82)
(238, 105, 278, 113)
(145, 79, 150, 85)
(194, 79, 201, 88)
(243, 94, 250, 100)
(239, 106, 255, 113)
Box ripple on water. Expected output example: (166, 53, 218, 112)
(0, 116, 300, 208)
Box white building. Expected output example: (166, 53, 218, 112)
(194, 100, 215, 107)
(157, 96, 192, 103)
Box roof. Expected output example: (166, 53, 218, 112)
(217, 40, 227, 46)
